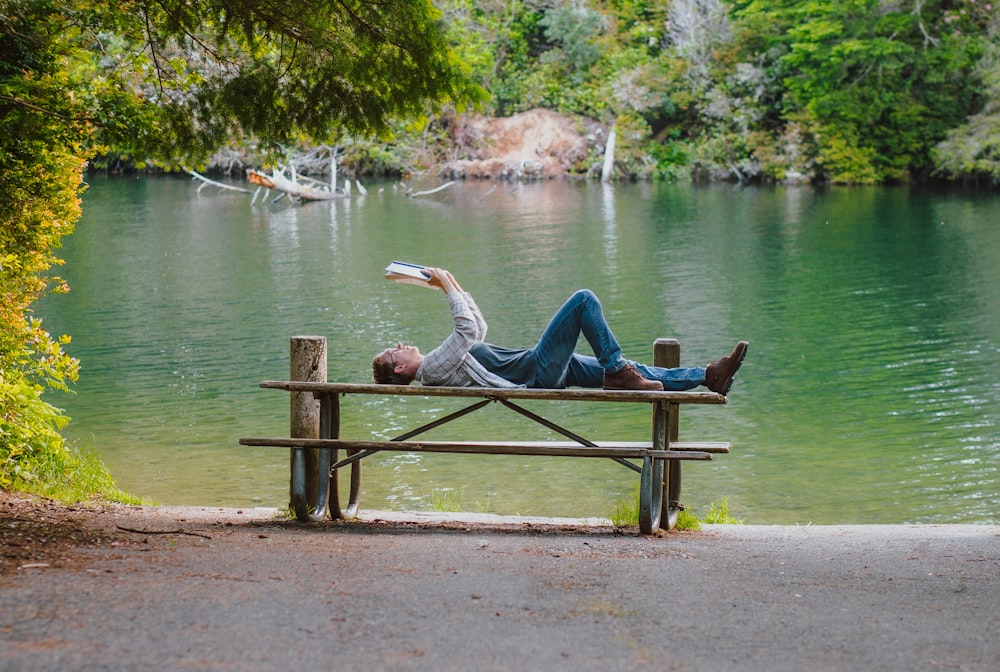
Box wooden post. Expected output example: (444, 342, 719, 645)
(653, 338, 682, 529)
(290, 336, 327, 512)
(653, 338, 680, 442)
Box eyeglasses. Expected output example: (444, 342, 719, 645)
(386, 349, 396, 369)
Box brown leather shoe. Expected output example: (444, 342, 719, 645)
(603, 364, 664, 391)
(705, 341, 749, 395)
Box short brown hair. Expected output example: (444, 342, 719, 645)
(372, 353, 414, 385)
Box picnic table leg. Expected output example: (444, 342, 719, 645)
(663, 458, 683, 530)
(289, 336, 331, 522)
(639, 398, 667, 534)
(290, 446, 331, 522)
(321, 392, 361, 520)
(654, 338, 683, 531)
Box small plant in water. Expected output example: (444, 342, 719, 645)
(430, 488, 463, 513)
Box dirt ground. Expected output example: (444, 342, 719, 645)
(0, 489, 616, 576)
(0, 490, 120, 576)
(3, 489, 998, 671)
(0, 491, 281, 576)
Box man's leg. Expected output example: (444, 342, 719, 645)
(632, 362, 705, 391)
(567, 355, 705, 391)
(531, 290, 627, 388)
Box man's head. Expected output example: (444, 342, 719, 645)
(372, 344, 422, 385)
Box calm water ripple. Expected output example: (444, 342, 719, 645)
(35, 177, 1000, 524)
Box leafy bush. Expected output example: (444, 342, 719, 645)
(4, 0, 479, 503)
(0, 1, 129, 502)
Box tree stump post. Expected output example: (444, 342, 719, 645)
(290, 336, 327, 514)
(654, 338, 682, 529)
(653, 339, 681, 442)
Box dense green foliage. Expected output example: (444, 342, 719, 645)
(49, 0, 997, 184)
(66, 0, 484, 166)
(0, 0, 480, 500)
(934, 18, 1000, 181)
(1, 0, 87, 495)
(435, 0, 998, 184)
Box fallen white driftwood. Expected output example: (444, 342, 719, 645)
(189, 165, 383, 206)
(247, 168, 348, 201)
(409, 181, 456, 198)
(187, 170, 253, 194)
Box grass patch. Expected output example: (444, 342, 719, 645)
(675, 508, 702, 531)
(609, 490, 640, 527)
(703, 496, 743, 525)
(609, 489, 742, 530)
(10, 443, 142, 506)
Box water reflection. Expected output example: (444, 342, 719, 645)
(38, 176, 1000, 524)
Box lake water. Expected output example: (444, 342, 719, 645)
(38, 175, 1000, 524)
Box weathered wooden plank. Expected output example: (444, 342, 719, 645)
(238, 437, 714, 460)
(671, 441, 731, 454)
(257, 380, 727, 405)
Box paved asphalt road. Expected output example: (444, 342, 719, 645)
(1, 506, 997, 672)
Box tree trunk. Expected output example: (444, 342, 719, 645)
(601, 124, 617, 182)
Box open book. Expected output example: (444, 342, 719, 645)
(385, 261, 434, 288)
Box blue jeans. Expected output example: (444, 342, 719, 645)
(531, 290, 705, 390)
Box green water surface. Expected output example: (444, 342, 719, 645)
(38, 176, 1000, 524)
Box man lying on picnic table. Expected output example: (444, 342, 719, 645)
(372, 267, 748, 393)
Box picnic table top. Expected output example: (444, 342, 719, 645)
(258, 380, 727, 405)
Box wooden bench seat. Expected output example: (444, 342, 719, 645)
(239, 437, 730, 461)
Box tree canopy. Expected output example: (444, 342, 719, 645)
(0, 0, 483, 497)
(436, 0, 998, 185)
(4, 0, 485, 165)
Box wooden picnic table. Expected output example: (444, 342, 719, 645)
(239, 338, 731, 534)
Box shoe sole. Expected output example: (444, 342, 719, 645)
(716, 341, 749, 396)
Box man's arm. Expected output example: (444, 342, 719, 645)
(416, 269, 485, 385)
(423, 268, 486, 340)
